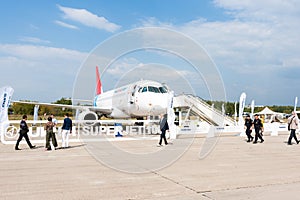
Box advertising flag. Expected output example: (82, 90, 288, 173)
(250, 100, 255, 119)
(238, 92, 246, 126)
(0, 86, 14, 124)
(294, 97, 298, 112)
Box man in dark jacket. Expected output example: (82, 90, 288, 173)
(158, 114, 169, 146)
(15, 115, 36, 150)
(252, 114, 264, 144)
(244, 115, 254, 142)
(61, 113, 72, 148)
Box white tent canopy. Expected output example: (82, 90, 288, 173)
(256, 107, 277, 115)
(255, 107, 284, 122)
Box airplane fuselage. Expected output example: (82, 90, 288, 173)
(93, 80, 171, 118)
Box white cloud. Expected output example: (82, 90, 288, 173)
(29, 24, 39, 30)
(213, 0, 299, 22)
(54, 20, 79, 30)
(139, 2, 300, 72)
(105, 59, 195, 95)
(57, 5, 121, 32)
(19, 36, 51, 44)
(0, 44, 87, 61)
(139, 0, 300, 104)
(0, 44, 88, 101)
(106, 57, 144, 76)
(100, 56, 209, 97)
(138, 17, 173, 28)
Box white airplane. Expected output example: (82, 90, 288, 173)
(13, 66, 172, 121)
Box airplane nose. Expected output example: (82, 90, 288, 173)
(150, 105, 165, 115)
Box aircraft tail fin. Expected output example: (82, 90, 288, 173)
(96, 66, 103, 95)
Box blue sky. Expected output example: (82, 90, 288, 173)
(1, 0, 300, 105)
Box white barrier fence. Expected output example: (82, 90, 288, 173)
(177, 120, 290, 137)
(0, 119, 291, 145)
(0, 120, 162, 145)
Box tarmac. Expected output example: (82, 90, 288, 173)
(1, 133, 300, 200)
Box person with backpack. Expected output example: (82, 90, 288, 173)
(287, 111, 299, 145)
(45, 117, 58, 150)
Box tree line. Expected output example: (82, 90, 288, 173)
(205, 100, 295, 116)
(9, 98, 72, 118)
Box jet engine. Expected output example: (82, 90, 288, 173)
(78, 111, 98, 126)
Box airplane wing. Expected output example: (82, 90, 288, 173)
(12, 100, 83, 109)
(12, 100, 112, 115)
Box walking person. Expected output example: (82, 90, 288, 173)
(45, 117, 58, 151)
(50, 114, 58, 126)
(15, 115, 36, 150)
(61, 113, 72, 148)
(252, 114, 264, 144)
(50, 113, 58, 145)
(157, 114, 169, 147)
(287, 111, 299, 145)
(244, 115, 254, 142)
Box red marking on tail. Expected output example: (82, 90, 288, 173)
(96, 66, 102, 95)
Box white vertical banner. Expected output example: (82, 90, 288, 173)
(0, 86, 14, 141)
(221, 103, 225, 116)
(250, 100, 255, 120)
(33, 105, 39, 125)
(238, 92, 246, 126)
(167, 91, 176, 139)
(234, 101, 237, 125)
(294, 97, 298, 112)
(0, 86, 14, 123)
(75, 108, 80, 120)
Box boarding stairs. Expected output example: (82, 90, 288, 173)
(173, 94, 235, 126)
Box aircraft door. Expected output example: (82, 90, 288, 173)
(129, 85, 138, 104)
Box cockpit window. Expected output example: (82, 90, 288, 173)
(141, 87, 147, 93)
(159, 86, 168, 93)
(148, 86, 160, 93)
(139, 85, 167, 93)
